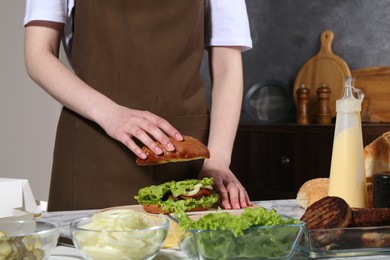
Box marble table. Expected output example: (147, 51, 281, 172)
(40, 199, 390, 259)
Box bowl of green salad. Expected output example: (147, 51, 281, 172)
(170, 207, 304, 260)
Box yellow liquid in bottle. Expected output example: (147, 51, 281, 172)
(328, 127, 367, 208)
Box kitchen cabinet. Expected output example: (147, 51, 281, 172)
(231, 124, 390, 201)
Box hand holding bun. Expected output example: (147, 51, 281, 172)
(136, 135, 210, 166)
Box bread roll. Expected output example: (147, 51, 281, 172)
(364, 131, 390, 178)
(136, 135, 210, 166)
(297, 177, 374, 209)
(296, 178, 329, 209)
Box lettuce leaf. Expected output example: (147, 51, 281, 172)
(134, 178, 218, 212)
(158, 194, 219, 213)
(178, 207, 299, 237)
(176, 207, 302, 259)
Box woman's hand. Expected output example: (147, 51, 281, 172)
(201, 46, 251, 209)
(199, 159, 252, 209)
(98, 104, 183, 159)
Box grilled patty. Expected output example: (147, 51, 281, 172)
(300, 196, 352, 230)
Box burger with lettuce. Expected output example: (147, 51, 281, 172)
(135, 177, 220, 214)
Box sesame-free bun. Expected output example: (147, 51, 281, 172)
(136, 135, 210, 166)
(364, 131, 390, 178)
(296, 178, 329, 209)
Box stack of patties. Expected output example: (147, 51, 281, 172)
(300, 196, 352, 248)
(301, 196, 390, 249)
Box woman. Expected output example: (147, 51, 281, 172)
(24, 0, 253, 211)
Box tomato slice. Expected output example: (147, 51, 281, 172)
(179, 188, 211, 200)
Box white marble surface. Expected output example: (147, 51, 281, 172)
(40, 200, 390, 260)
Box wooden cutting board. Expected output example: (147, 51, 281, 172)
(293, 30, 351, 122)
(352, 66, 390, 122)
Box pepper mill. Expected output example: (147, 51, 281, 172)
(316, 83, 332, 124)
(296, 84, 310, 124)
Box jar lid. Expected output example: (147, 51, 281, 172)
(374, 172, 390, 181)
(373, 172, 390, 208)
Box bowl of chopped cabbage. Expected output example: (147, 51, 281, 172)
(171, 207, 305, 260)
(71, 209, 168, 260)
(0, 220, 59, 259)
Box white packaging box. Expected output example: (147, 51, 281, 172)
(0, 178, 42, 219)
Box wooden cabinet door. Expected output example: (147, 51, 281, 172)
(231, 130, 295, 200)
(292, 131, 334, 191)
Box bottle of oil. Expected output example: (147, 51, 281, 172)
(328, 77, 367, 208)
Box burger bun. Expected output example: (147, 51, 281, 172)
(136, 135, 210, 166)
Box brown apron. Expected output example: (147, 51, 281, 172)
(48, 0, 209, 211)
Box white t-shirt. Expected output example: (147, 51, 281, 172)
(24, 0, 252, 65)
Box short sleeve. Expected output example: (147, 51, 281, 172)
(24, 0, 75, 67)
(205, 0, 252, 52)
(24, 0, 68, 25)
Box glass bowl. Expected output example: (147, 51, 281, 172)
(0, 219, 60, 259)
(71, 211, 168, 260)
(298, 225, 390, 258)
(170, 210, 305, 260)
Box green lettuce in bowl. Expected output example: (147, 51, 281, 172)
(172, 207, 304, 259)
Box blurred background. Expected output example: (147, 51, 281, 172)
(1, 0, 390, 201)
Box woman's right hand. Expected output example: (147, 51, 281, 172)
(97, 105, 183, 159)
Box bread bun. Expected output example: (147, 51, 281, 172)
(297, 177, 374, 209)
(296, 178, 329, 209)
(142, 204, 208, 215)
(364, 131, 390, 178)
(136, 135, 210, 166)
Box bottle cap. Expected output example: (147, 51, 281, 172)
(373, 172, 390, 208)
(336, 77, 363, 113)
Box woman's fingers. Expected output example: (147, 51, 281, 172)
(103, 107, 183, 157)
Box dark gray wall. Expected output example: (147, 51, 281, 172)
(202, 0, 390, 124)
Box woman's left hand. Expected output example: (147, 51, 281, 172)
(198, 160, 252, 210)
(200, 46, 251, 210)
